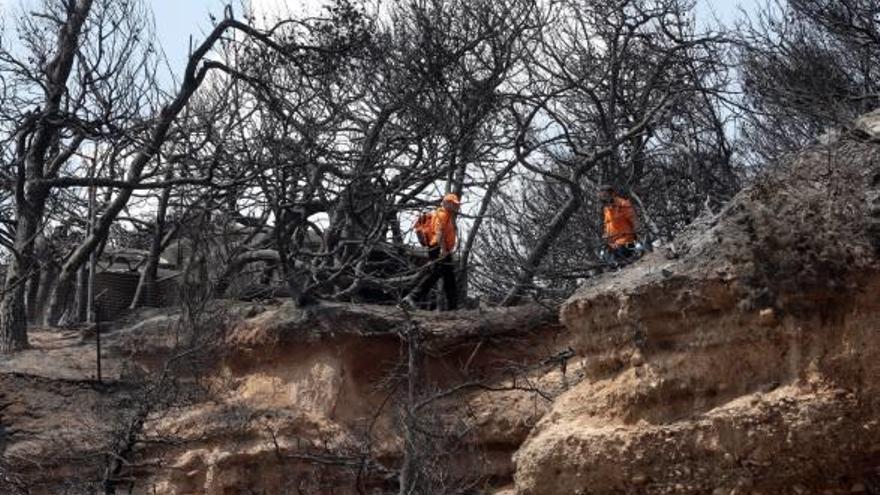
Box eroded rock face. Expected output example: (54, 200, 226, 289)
(0, 301, 563, 494)
(514, 275, 880, 494)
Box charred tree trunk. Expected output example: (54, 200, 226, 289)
(25, 264, 41, 323)
(75, 264, 88, 322)
(36, 259, 59, 322)
(43, 266, 78, 326)
(43, 17, 241, 325)
(0, 0, 95, 351)
(130, 185, 171, 309)
(398, 322, 422, 495)
(502, 179, 583, 306)
(0, 203, 45, 351)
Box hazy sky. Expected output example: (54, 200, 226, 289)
(150, 0, 762, 81)
(151, 0, 325, 77)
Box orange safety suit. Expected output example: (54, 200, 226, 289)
(603, 196, 637, 248)
(430, 207, 457, 253)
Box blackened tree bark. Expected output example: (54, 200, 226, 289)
(0, 0, 95, 352)
(129, 177, 174, 309)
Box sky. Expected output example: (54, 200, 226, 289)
(150, 0, 762, 82)
(151, 0, 326, 78)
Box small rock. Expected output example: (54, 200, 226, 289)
(736, 477, 754, 489)
(758, 307, 776, 326)
(853, 110, 880, 141)
(759, 381, 780, 393)
(631, 473, 648, 485)
(631, 350, 645, 367)
(244, 304, 265, 318)
(818, 128, 841, 145)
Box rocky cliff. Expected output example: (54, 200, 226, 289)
(2, 112, 880, 494)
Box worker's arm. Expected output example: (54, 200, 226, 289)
(625, 201, 639, 235)
(602, 207, 613, 246)
(434, 209, 449, 257)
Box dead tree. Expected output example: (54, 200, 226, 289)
(736, 0, 880, 165)
(496, 0, 731, 305)
(0, 0, 365, 344)
(0, 0, 96, 351)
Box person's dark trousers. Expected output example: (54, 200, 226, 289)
(610, 243, 636, 265)
(412, 247, 458, 310)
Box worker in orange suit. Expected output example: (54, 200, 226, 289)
(599, 185, 639, 265)
(402, 193, 461, 310)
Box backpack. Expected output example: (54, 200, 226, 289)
(413, 211, 434, 246)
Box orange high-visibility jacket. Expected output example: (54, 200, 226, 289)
(603, 196, 637, 247)
(430, 207, 457, 252)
